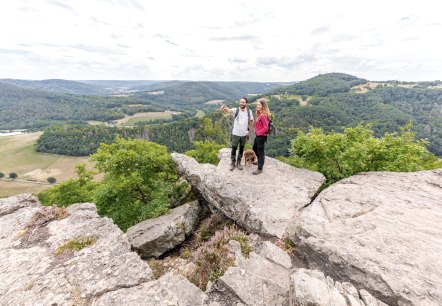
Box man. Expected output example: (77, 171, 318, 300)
(221, 97, 254, 171)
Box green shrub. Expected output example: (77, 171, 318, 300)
(289, 122, 442, 186)
(47, 176, 57, 184)
(185, 140, 224, 165)
(38, 164, 97, 207)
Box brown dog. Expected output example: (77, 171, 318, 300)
(243, 149, 257, 166)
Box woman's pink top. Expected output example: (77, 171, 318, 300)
(255, 113, 269, 136)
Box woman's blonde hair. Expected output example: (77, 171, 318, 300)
(257, 99, 271, 118)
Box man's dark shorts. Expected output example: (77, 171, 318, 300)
(231, 134, 247, 147)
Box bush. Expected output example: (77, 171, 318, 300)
(9, 172, 17, 179)
(0, 172, 4, 179)
(185, 140, 224, 165)
(91, 138, 183, 231)
(47, 176, 56, 184)
(289, 122, 442, 186)
(38, 164, 97, 207)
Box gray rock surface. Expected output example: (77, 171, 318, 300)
(172, 149, 325, 238)
(0, 194, 208, 305)
(290, 169, 442, 305)
(127, 200, 201, 258)
(209, 240, 293, 306)
(93, 272, 209, 306)
(290, 268, 387, 306)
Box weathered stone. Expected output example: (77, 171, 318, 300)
(127, 200, 201, 258)
(0, 195, 153, 305)
(290, 268, 346, 306)
(290, 169, 442, 306)
(254, 240, 292, 269)
(290, 269, 385, 306)
(172, 149, 325, 238)
(93, 272, 209, 306)
(211, 240, 291, 306)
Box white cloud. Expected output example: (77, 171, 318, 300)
(0, 0, 441, 81)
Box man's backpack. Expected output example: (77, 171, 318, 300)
(234, 107, 252, 122)
(234, 107, 253, 131)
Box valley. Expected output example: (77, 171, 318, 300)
(0, 132, 94, 197)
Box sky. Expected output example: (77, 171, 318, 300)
(1, 0, 441, 82)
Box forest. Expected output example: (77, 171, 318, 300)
(0, 83, 165, 129)
(2, 73, 442, 156)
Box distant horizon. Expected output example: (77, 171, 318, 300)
(2, 1, 441, 82)
(1, 74, 441, 83)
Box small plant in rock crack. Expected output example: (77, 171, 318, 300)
(55, 236, 97, 256)
(189, 225, 250, 290)
(25, 206, 69, 230)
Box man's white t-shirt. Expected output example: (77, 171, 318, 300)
(232, 108, 253, 137)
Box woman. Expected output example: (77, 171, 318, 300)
(252, 99, 270, 175)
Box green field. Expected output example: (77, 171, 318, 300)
(87, 111, 178, 126)
(123, 111, 174, 125)
(0, 132, 93, 198)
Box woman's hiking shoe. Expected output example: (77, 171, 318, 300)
(230, 162, 235, 171)
(236, 162, 243, 170)
(252, 169, 262, 175)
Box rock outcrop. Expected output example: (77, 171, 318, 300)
(127, 200, 201, 258)
(290, 169, 442, 306)
(0, 194, 209, 305)
(172, 149, 325, 239)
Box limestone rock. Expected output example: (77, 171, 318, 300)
(0, 195, 153, 305)
(290, 268, 386, 306)
(127, 200, 201, 258)
(290, 169, 442, 305)
(92, 272, 209, 306)
(172, 149, 325, 238)
(210, 240, 292, 306)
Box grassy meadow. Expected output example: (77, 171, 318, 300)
(0, 132, 93, 198)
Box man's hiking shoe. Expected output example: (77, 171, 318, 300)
(230, 162, 235, 171)
(253, 169, 262, 175)
(236, 163, 243, 170)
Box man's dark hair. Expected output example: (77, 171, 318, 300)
(241, 97, 248, 103)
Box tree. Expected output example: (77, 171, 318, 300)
(185, 140, 224, 165)
(38, 164, 97, 206)
(9, 172, 17, 179)
(47, 176, 57, 184)
(91, 138, 187, 231)
(288, 123, 442, 186)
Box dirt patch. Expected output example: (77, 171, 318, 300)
(299, 98, 309, 106)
